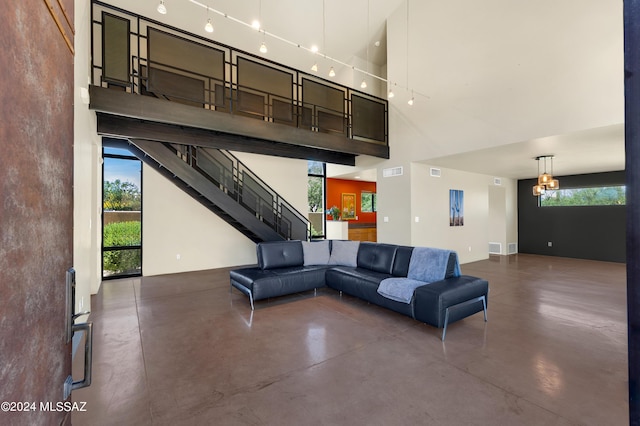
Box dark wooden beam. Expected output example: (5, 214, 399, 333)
(89, 85, 389, 160)
(625, 1, 640, 424)
(97, 113, 356, 166)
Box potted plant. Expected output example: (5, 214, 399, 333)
(327, 205, 341, 220)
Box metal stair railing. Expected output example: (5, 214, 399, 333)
(167, 143, 310, 241)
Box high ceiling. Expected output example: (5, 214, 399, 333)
(103, 0, 625, 182)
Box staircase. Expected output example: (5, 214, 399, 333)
(104, 138, 309, 243)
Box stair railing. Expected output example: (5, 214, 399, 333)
(168, 143, 310, 241)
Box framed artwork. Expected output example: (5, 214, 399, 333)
(341, 193, 357, 220)
(449, 189, 464, 226)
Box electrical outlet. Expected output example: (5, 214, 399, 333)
(468, 246, 472, 252)
(415, 216, 420, 223)
(176, 254, 181, 260)
(383, 216, 389, 223)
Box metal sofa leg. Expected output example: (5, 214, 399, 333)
(249, 292, 255, 311)
(482, 295, 488, 322)
(442, 308, 450, 341)
(441, 295, 488, 341)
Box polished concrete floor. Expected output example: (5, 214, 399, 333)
(73, 254, 628, 425)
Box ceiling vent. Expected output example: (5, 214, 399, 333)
(494, 177, 502, 186)
(429, 167, 442, 177)
(382, 166, 403, 178)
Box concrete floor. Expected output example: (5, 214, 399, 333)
(73, 254, 628, 425)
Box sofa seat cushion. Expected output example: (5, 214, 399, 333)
(230, 267, 274, 291)
(326, 266, 392, 286)
(324, 267, 413, 317)
(231, 265, 329, 302)
(413, 275, 489, 328)
(377, 277, 428, 304)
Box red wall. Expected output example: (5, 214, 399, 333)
(326, 178, 376, 224)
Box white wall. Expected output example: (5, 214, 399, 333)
(142, 152, 308, 276)
(73, 0, 102, 308)
(410, 164, 490, 264)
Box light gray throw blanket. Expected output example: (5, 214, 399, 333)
(377, 247, 461, 304)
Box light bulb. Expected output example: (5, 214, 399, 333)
(157, 0, 167, 14)
(360, 79, 367, 89)
(388, 90, 394, 99)
(205, 18, 214, 33)
(408, 97, 414, 106)
(328, 67, 335, 77)
(252, 20, 260, 30)
(260, 42, 268, 53)
(311, 63, 318, 72)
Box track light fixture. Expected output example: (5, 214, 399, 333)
(186, 0, 425, 99)
(157, 0, 167, 14)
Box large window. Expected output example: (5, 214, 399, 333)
(540, 185, 626, 207)
(307, 161, 325, 238)
(361, 191, 377, 212)
(102, 146, 142, 279)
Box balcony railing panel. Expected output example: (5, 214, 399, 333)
(91, 0, 389, 151)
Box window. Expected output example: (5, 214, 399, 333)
(102, 146, 142, 279)
(540, 185, 626, 207)
(361, 191, 377, 212)
(307, 161, 325, 237)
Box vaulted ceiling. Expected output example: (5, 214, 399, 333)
(102, 0, 625, 181)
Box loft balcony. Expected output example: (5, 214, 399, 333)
(89, 1, 389, 166)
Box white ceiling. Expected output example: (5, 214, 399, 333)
(107, 0, 625, 182)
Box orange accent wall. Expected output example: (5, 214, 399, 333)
(326, 178, 376, 223)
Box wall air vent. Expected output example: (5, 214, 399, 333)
(430, 167, 442, 177)
(508, 242, 518, 254)
(494, 177, 502, 186)
(488, 242, 502, 255)
(382, 166, 403, 178)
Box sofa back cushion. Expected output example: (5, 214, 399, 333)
(302, 240, 331, 265)
(407, 247, 461, 282)
(257, 240, 304, 270)
(327, 240, 360, 267)
(391, 246, 414, 277)
(357, 242, 397, 274)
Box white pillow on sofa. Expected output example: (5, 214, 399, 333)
(302, 240, 331, 266)
(328, 240, 360, 267)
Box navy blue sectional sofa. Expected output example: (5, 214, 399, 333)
(230, 240, 488, 340)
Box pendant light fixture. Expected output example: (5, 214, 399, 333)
(205, 18, 214, 33)
(328, 67, 335, 77)
(532, 155, 560, 196)
(157, 0, 167, 14)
